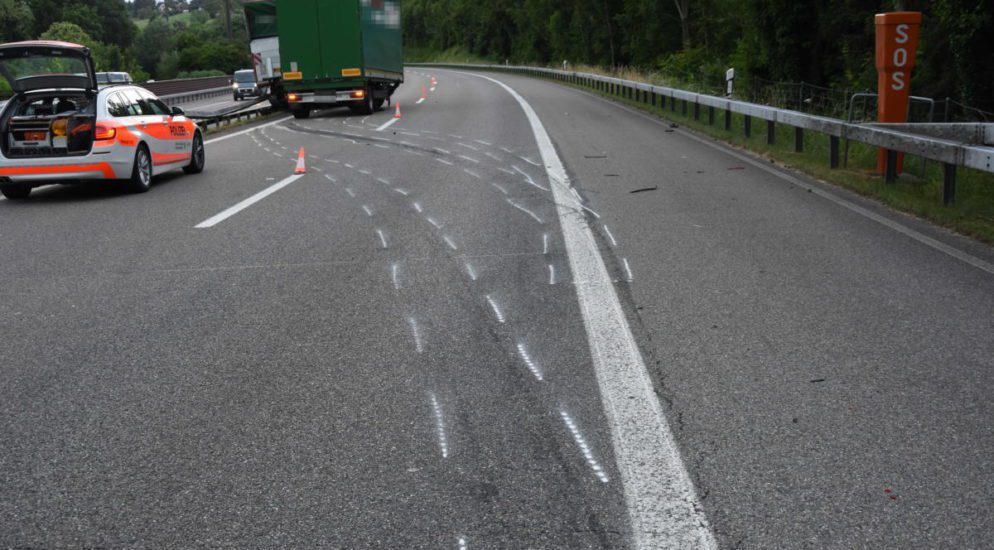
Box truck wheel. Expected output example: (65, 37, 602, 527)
(350, 88, 375, 115)
(291, 106, 311, 119)
(373, 97, 385, 112)
(0, 183, 31, 200)
(126, 144, 153, 193)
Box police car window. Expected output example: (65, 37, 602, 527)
(107, 93, 130, 117)
(139, 89, 171, 116)
(123, 89, 152, 116)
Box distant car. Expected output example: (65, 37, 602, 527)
(232, 69, 259, 101)
(95, 71, 133, 88)
(0, 41, 205, 199)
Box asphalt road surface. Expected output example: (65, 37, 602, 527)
(1, 68, 992, 549)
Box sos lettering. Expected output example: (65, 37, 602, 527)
(891, 24, 910, 91)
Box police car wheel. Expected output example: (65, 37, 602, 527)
(127, 145, 153, 193)
(0, 183, 31, 200)
(184, 132, 205, 175)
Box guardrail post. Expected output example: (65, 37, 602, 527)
(681, 99, 688, 116)
(660, 94, 666, 110)
(744, 115, 752, 137)
(651, 93, 656, 107)
(670, 95, 676, 112)
(767, 121, 775, 145)
(694, 101, 700, 121)
(708, 106, 715, 125)
(724, 109, 731, 131)
(943, 163, 956, 205)
(830, 136, 840, 168)
(885, 150, 897, 182)
(794, 127, 804, 152)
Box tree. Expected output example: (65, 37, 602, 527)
(0, 0, 35, 43)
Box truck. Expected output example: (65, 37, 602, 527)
(243, 0, 403, 119)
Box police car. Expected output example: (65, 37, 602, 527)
(0, 41, 205, 200)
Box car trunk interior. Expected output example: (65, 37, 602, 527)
(0, 92, 96, 158)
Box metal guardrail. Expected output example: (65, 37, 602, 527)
(141, 76, 232, 97)
(158, 86, 232, 106)
(414, 63, 994, 206)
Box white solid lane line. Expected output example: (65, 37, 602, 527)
(376, 117, 400, 132)
(468, 72, 716, 549)
(195, 174, 304, 228)
(376, 229, 389, 249)
(603, 225, 618, 247)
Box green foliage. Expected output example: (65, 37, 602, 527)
(405, 0, 994, 112)
(176, 69, 225, 78)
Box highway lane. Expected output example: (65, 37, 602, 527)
(1, 67, 992, 549)
(0, 73, 634, 547)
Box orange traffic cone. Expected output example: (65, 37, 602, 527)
(394, 101, 402, 119)
(294, 148, 307, 174)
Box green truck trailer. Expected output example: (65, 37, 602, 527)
(244, 0, 403, 119)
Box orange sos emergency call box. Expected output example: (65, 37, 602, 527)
(875, 12, 922, 174)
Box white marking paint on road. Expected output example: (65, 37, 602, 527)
(519, 155, 541, 166)
(548, 263, 556, 285)
(513, 165, 550, 192)
(408, 316, 424, 353)
(376, 229, 389, 249)
(326, 159, 340, 164)
(485, 152, 502, 162)
(436, 158, 454, 166)
(457, 142, 479, 151)
(345, 187, 356, 198)
(362, 205, 373, 217)
(465, 262, 478, 281)
(499, 146, 514, 154)
(377, 177, 391, 185)
(515, 342, 544, 381)
(491, 182, 508, 195)
(469, 72, 717, 549)
(443, 235, 458, 250)
(375, 144, 390, 149)
(458, 155, 480, 164)
(497, 167, 515, 176)
(475, 139, 493, 146)
(358, 169, 372, 176)
(506, 199, 545, 224)
(416, 97, 426, 105)
(205, 116, 293, 144)
(485, 295, 506, 323)
(344, 163, 354, 169)
(543, 233, 550, 255)
(391, 262, 401, 290)
(622, 258, 634, 282)
(376, 117, 400, 132)
(195, 174, 304, 228)
(425, 216, 443, 229)
(458, 537, 468, 550)
(324, 174, 337, 183)
(560, 410, 610, 483)
(429, 392, 449, 458)
(603, 225, 618, 247)
(413, 202, 423, 213)
(434, 147, 452, 155)
(394, 188, 410, 196)
(464, 169, 481, 179)
(430, 87, 436, 92)
(449, 134, 465, 139)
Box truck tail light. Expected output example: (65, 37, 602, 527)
(287, 93, 301, 102)
(95, 124, 117, 141)
(351, 89, 365, 99)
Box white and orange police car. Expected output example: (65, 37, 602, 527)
(0, 41, 204, 199)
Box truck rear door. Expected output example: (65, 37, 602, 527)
(278, 0, 362, 83)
